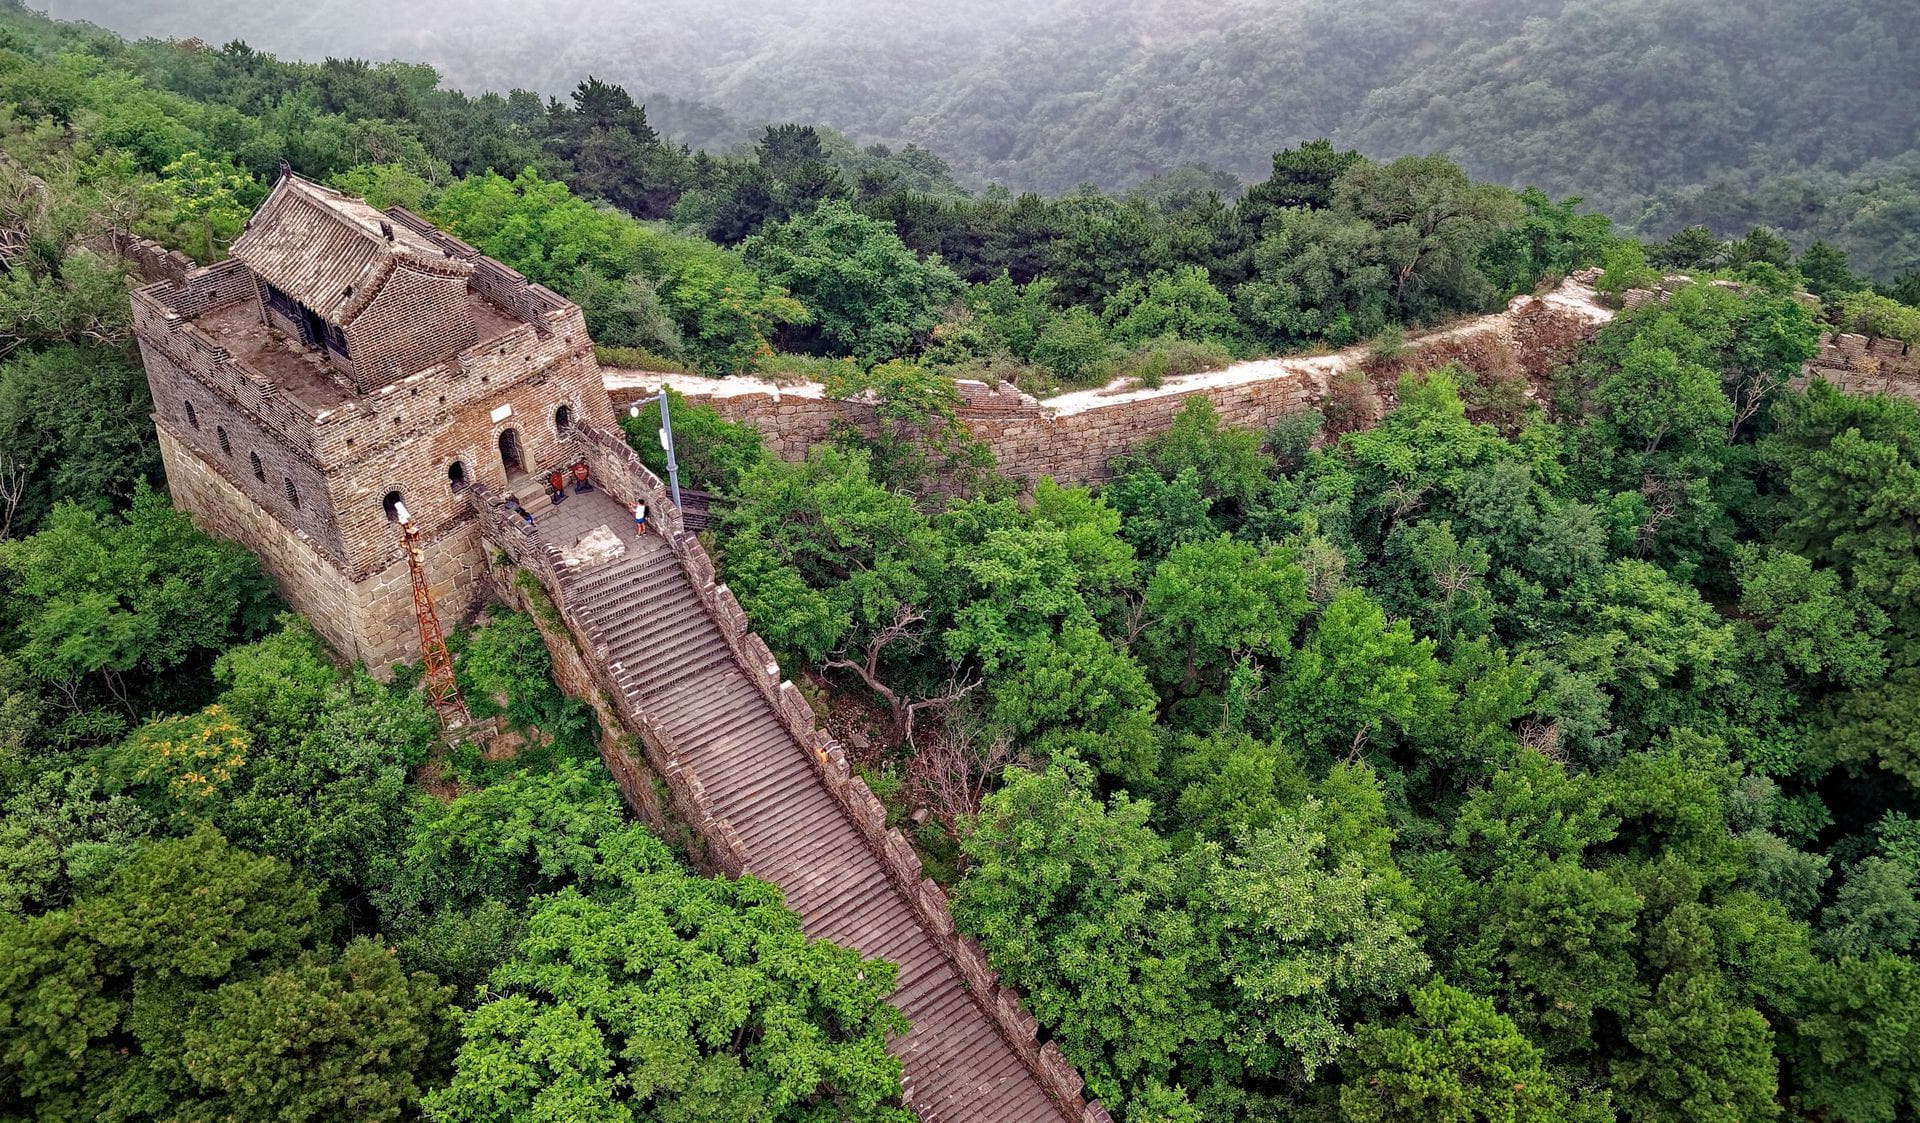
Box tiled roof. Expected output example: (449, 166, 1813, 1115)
(230, 174, 470, 325)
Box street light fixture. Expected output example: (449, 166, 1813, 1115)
(628, 391, 682, 511)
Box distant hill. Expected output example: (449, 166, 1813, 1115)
(41, 0, 1920, 278)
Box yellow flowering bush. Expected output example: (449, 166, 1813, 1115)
(130, 704, 250, 800)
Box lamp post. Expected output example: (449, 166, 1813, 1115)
(628, 391, 682, 511)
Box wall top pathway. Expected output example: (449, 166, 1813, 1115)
(604, 274, 1616, 420)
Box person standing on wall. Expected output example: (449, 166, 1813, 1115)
(633, 500, 648, 537)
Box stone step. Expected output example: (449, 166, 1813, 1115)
(479, 489, 1080, 1123)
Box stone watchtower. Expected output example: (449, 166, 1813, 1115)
(133, 172, 617, 672)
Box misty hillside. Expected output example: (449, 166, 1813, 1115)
(11, 1, 1920, 1120)
(44, 0, 1920, 221)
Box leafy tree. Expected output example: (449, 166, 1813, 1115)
(1480, 188, 1620, 296)
(433, 169, 802, 373)
(990, 622, 1159, 789)
(717, 444, 940, 666)
(376, 762, 634, 931)
(1762, 383, 1920, 630)
(1239, 140, 1365, 225)
(1727, 226, 1794, 270)
(1202, 803, 1429, 1082)
(202, 620, 436, 901)
(1797, 240, 1861, 296)
(1594, 335, 1731, 459)
(1820, 858, 1920, 959)
(1552, 560, 1732, 741)
(743, 200, 962, 360)
(1031, 305, 1113, 383)
(1649, 226, 1728, 270)
(1731, 546, 1888, 690)
(622, 387, 767, 495)
(541, 76, 692, 219)
(146, 150, 255, 260)
(1236, 207, 1390, 348)
(426, 828, 910, 1123)
(1337, 980, 1593, 1123)
(1833, 289, 1920, 346)
(955, 766, 1219, 1108)
(1822, 664, 1920, 792)
(0, 488, 277, 726)
(0, 825, 341, 1121)
(823, 359, 991, 489)
(1786, 954, 1920, 1123)
(1165, 732, 1309, 846)
(1334, 155, 1521, 324)
(1102, 265, 1244, 351)
(176, 938, 452, 1123)
(1141, 535, 1308, 693)
(0, 345, 159, 537)
(1273, 589, 1445, 757)
(1607, 970, 1781, 1123)
(329, 161, 435, 211)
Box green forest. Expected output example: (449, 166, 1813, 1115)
(2, 1, 1920, 1121)
(41, 0, 1920, 283)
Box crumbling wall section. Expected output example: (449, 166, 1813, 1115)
(89, 231, 198, 288)
(1801, 332, 1920, 402)
(607, 289, 1602, 487)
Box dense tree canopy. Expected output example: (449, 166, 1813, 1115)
(3, 4, 1920, 1121)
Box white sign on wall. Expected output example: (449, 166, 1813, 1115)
(490, 403, 513, 423)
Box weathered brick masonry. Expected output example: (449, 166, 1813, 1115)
(607, 280, 1614, 485)
(134, 172, 613, 672)
(131, 177, 1100, 1121)
(1799, 332, 1920, 401)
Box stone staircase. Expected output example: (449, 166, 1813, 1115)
(559, 537, 1066, 1120)
(478, 426, 1105, 1123)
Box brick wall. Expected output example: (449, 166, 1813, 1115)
(157, 418, 490, 674)
(142, 338, 348, 562)
(610, 290, 1597, 487)
(326, 344, 613, 580)
(134, 283, 329, 454)
(86, 232, 195, 287)
(141, 274, 611, 671)
(387, 206, 573, 330)
(1801, 332, 1920, 402)
(345, 264, 479, 387)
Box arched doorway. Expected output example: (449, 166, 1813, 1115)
(553, 404, 573, 433)
(497, 428, 524, 476)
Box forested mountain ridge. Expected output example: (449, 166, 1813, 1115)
(4, 1, 1920, 1121)
(42, 0, 1920, 278)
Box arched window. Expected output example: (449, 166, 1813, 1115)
(554, 404, 574, 433)
(383, 490, 404, 521)
(184, 400, 199, 429)
(216, 426, 231, 456)
(283, 477, 301, 509)
(250, 451, 264, 481)
(447, 461, 467, 492)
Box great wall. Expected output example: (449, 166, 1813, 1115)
(604, 275, 1617, 483)
(126, 176, 1102, 1123)
(605, 274, 1920, 482)
(119, 174, 1917, 1123)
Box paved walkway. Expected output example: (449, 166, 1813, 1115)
(602, 276, 1616, 416)
(495, 477, 1080, 1123)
